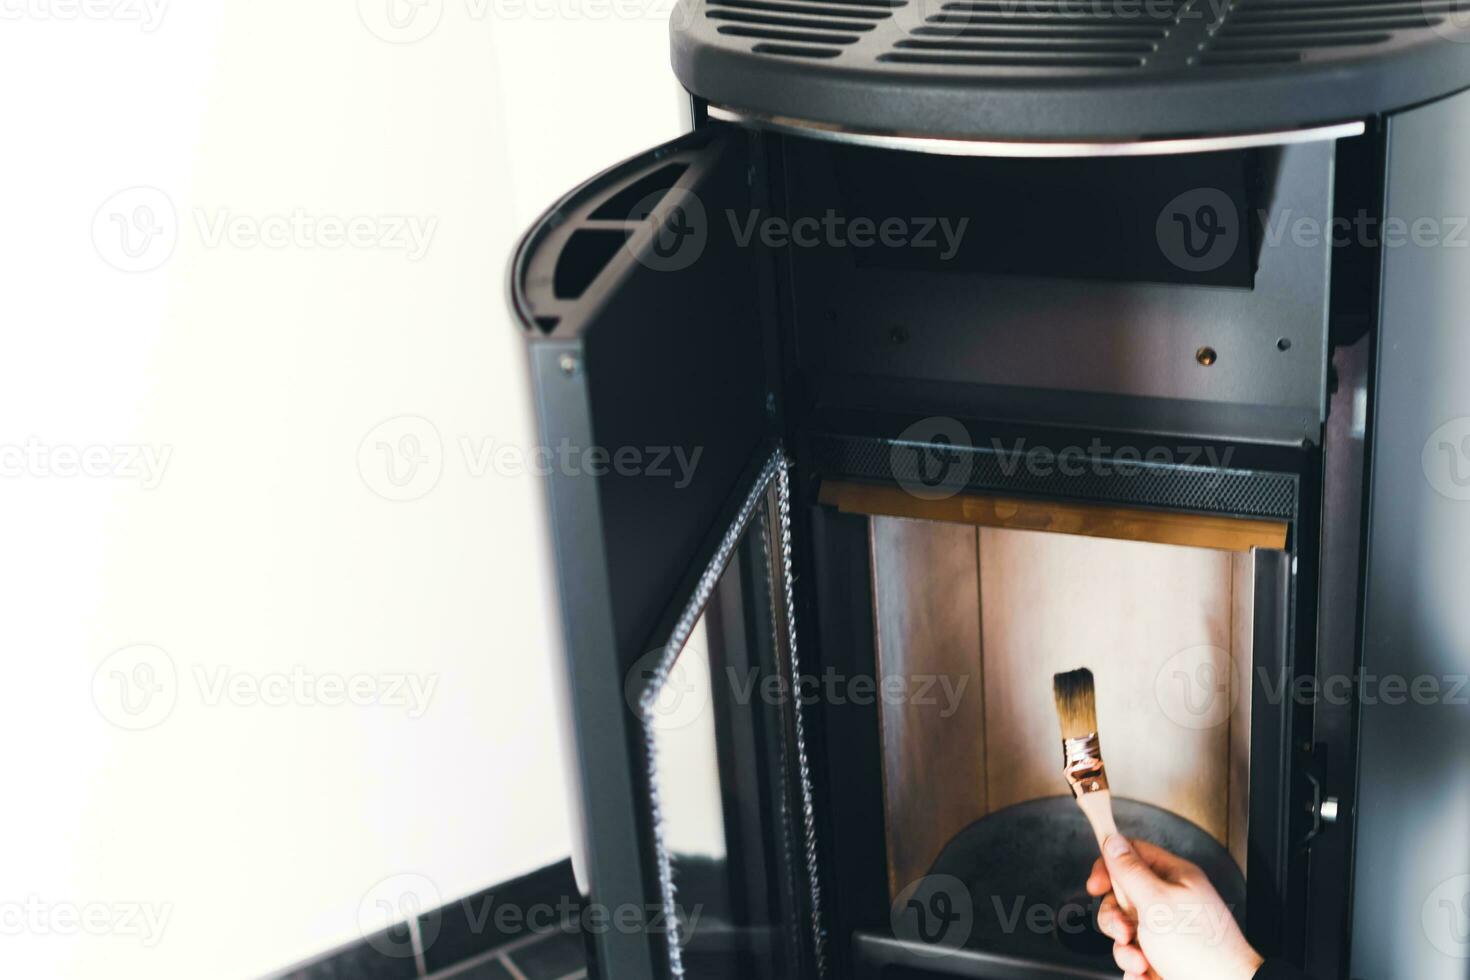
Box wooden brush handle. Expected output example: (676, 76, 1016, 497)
(1076, 790, 1133, 915)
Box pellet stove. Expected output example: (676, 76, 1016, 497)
(511, 13, 1470, 980)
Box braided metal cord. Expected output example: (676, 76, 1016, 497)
(636, 449, 829, 979)
(776, 459, 829, 976)
(638, 451, 788, 980)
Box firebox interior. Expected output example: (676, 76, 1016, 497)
(825, 488, 1277, 923)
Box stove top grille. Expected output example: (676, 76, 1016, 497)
(881, 0, 1187, 71)
(705, 0, 908, 59)
(1197, 0, 1456, 65)
(701, 0, 1466, 69)
(677, 0, 1470, 139)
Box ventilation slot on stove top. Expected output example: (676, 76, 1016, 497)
(882, 0, 1185, 69)
(708, 0, 905, 58)
(1196, 0, 1448, 65)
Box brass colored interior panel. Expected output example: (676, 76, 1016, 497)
(870, 514, 1258, 900)
(977, 528, 1236, 838)
(1229, 552, 1255, 875)
(871, 518, 987, 898)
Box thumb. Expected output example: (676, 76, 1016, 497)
(1101, 835, 1163, 903)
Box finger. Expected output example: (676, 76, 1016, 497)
(1096, 895, 1135, 945)
(1100, 835, 1165, 904)
(1113, 941, 1150, 976)
(1131, 839, 1203, 883)
(1086, 857, 1111, 897)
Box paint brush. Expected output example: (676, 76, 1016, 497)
(1052, 667, 1132, 913)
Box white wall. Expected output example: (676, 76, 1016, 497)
(0, 3, 683, 978)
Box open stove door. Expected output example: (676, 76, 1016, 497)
(511, 126, 816, 980)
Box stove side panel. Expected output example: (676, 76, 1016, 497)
(1351, 87, 1470, 979)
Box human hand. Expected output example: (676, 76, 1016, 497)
(1085, 835, 1263, 980)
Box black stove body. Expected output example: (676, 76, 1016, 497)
(512, 18, 1470, 980)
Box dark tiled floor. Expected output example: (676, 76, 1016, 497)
(419, 862, 581, 976)
(505, 930, 586, 978)
(267, 861, 588, 980)
(431, 957, 514, 980)
(273, 924, 420, 980)
(427, 932, 587, 980)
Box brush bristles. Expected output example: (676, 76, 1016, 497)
(1053, 668, 1099, 741)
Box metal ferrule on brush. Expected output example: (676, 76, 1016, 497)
(1061, 733, 1110, 798)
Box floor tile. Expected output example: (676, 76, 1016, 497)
(436, 956, 516, 980)
(507, 930, 587, 979)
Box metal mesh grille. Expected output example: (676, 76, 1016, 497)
(810, 432, 1299, 521)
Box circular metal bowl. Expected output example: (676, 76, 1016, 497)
(926, 796, 1247, 970)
